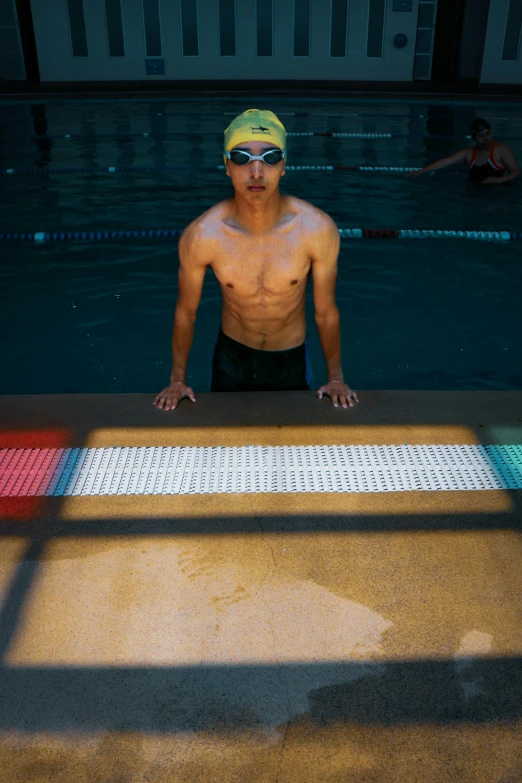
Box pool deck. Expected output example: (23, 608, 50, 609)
(1, 390, 521, 782)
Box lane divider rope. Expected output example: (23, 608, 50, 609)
(224, 112, 522, 121)
(20, 131, 522, 141)
(0, 228, 516, 242)
(21, 132, 395, 141)
(1, 444, 521, 497)
(2, 164, 427, 174)
(18, 125, 522, 140)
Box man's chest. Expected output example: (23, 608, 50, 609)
(210, 237, 312, 295)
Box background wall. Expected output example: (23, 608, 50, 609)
(28, 0, 426, 83)
(0, 0, 25, 80)
(481, 0, 522, 84)
(2, 0, 521, 87)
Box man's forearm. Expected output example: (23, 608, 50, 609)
(170, 310, 196, 383)
(315, 310, 344, 379)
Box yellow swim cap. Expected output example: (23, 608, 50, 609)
(224, 108, 287, 153)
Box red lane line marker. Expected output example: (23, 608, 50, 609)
(0, 429, 72, 520)
(10, 449, 41, 497)
(0, 450, 29, 495)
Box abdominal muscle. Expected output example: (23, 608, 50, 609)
(220, 286, 307, 351)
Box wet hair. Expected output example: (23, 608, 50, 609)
(470, 118, 491, 137)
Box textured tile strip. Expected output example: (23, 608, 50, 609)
(1, 445, 521, 497)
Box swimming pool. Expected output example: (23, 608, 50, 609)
(1, 96, 521, 394)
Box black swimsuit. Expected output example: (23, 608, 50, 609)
(468, 142, 505, 183)
(211, 330, 311, 392)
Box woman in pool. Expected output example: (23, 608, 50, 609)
(405, 118, 520, 184)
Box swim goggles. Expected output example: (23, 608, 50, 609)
(224, 148, 286, 166)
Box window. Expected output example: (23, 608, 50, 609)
(219, 0, 236, 56)
(418, 2, 434, 28)
(502, 0, 522, 61)
(180, 0, 198, 56)
(105, 0, 125, 57)
(330, 0, 348, 57)
(257, 0, 273, 57)
(294, 0, 310, 57)
(66, 0, 88, 57)
(143, 0, 162, 57)
(367, 0, 385, 58)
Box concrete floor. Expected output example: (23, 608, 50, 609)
(1, 390, 521, 783)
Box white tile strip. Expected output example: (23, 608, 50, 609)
(1, 445, 521, 497)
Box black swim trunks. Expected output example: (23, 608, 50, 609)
(211, 330, 311, 392)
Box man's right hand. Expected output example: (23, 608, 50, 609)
(153, 381, 196, 411)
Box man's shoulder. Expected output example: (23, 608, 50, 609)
(285, 197, 339, 262)
(185, 200, 230, 235)
(180, 200, 230, 247)
(286, 195, 337, 234)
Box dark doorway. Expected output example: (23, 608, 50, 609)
(15, 0, 40, 83)
(431, 0, 468, 83)
(457, 0, 491, 81)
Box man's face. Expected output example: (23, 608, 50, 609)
(474, 128, 491, 148)
(225, 141, 286, 199)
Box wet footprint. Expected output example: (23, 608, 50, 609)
(212, 585, 251, 610)
(176, 546, 255, 610)
(453, 630, 492, 702)
(177, 551, 218, 581)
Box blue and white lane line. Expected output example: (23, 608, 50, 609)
(0, 228, 517, 242)
(24, 131, 394, 139)
(2, 164, 417, 173)
(1, 444, 521, 497)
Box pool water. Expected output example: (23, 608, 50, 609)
(1, 97, 521, 394)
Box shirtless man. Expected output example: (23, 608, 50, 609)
(405, 118, 520, 184)
(153, 108, 359, 412)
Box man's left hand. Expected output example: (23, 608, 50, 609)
(482, 177, 502, 185)
(317, 380, 359, 408)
